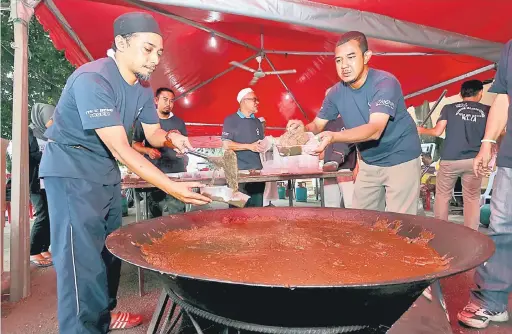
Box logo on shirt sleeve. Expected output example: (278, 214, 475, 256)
(86, 108, 114, 118)
(375, 99, 395, 110)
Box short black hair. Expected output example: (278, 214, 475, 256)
(461, 80, 484, 98)
(336, 31, 369, 53)
(111, 33, 134, 51)
(155, 87, 175, 98)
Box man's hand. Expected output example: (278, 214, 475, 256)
(286, 120, 305, 133)
(473, 142, 494, 177)
(165, 181, 212, 206)
(416, 126, 425, 135)
(165, 131, 193, 154)
(146, 148, 162, 160)
(248, 140, 266, 153)
(313, 131, 335, 155)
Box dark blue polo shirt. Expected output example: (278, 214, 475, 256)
(221, 110, 264, 170)
(490, 40, 512, 168)
(39, 57, 159, 185)
(317, 69, 421, 167)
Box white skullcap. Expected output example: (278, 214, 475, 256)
(237, 88, 254, 103)
(258, 117, 266, 123)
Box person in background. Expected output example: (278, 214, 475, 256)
(28, 103, 55, 267)
(418, 80, 490, 230)
(258, 117, 278, 207)
(133, 87, 188, 216)
(287, 31, 421, 214)
(39, 13, 210, 333)
(222, 88, 266, 207)
(320, 87, 357, 208)
(321, 116, 357, 208)
(457, 40, 512, 329)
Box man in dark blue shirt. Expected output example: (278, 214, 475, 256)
(39, 13, 210, 333)
(133, 87, 188, 216)
(222, 88, 266, 207)
(418, 80, 490, 230)
(458, 40, 512, 329)
(288, 31, 421, 214)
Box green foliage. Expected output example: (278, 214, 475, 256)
(1, 10, 75, 140)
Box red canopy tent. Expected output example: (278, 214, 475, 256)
(34, 0, 510, 136)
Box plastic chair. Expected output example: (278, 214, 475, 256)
(480, 169, 497, 207)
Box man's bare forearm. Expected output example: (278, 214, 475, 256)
(332, 124, 381, 143)
(305, 122, 324, 134)
(114, 144, 176, 191)
(483, 94, 509, 141)
(145, 128, 169, 148)
(132, 141, 149, 155)
(223, 140, 250, 151)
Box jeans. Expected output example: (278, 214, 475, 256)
(470, 167, 512, 312)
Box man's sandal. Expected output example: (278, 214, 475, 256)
(109, 312, 143, 330)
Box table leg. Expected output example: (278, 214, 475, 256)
(431, 280, 450, 323)
(287, 180, 293, 207)
(145, 191, 150, 220)
(319, 178, 325, 207)
(134, 190, 141, 222)
(138, 267, 145, 297)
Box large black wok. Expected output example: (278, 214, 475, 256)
(106, 208, 494, 329)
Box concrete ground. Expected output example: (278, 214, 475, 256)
(2, 199, 510, 333)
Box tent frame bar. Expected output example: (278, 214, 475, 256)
(44, 0, 94, 61)
(264, 50, 444, 56)
(404, 64, 496, 100)
(125, 0, 259, 51)
(186, 122, 286, 130)
(174, 54, 258, 101)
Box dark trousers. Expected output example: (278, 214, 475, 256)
(146, 189, 185, 218)
(230, 182, 265, 208)
(29, 190, 51, 255)
(44, 177, 122, 334)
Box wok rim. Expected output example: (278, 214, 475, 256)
(106, 207, 495, 289)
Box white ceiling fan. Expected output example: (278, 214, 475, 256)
(230, 54, 297, 86)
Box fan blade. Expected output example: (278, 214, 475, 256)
(264, 69, 297, 75)
(229, 61, 256, 73)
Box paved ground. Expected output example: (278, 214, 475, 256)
(2, 199, 510, 333)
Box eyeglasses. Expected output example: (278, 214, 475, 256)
(244, 97, 259, 103)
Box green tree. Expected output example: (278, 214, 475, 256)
(1, 9, 75, 140)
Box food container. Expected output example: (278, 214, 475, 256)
(275, 132, 320, 157)
(200, 186, 250, 208)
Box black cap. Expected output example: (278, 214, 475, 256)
(113, 12, 161, 37)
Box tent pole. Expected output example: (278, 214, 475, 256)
(404, 64, 496, 100)
(0, 139, 8, 288)
(9, 0, 40, 302)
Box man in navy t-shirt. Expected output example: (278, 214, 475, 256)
(221, 88, 266, 207)
(288, 31, 421, 214)
(458, 40, 512, 329)
(39, 13, 210, 333)
(418, 80, 490, 230)
(133, 87, 188, 216)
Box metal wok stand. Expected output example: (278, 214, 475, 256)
(147, 284, 388, 334)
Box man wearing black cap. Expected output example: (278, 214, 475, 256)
(39, 12, 210, 333)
